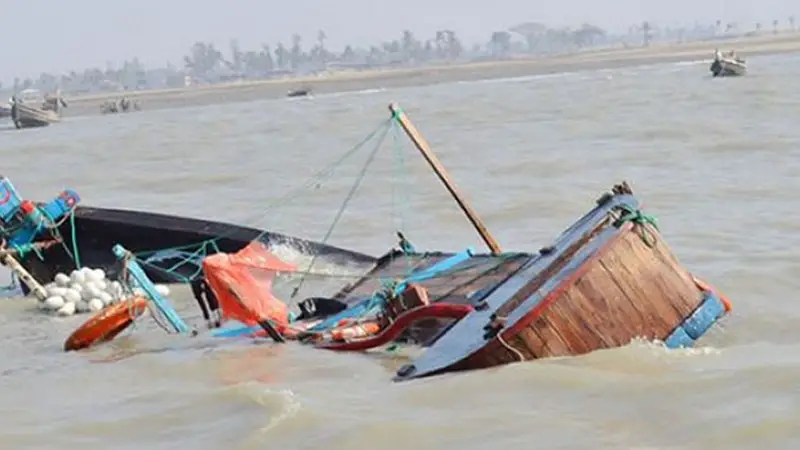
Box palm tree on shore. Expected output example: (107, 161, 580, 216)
(6, 19, 748, 94)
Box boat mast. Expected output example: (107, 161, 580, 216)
(388, 103, 502, 255)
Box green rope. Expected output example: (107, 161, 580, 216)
(135, 241, 218, 258)
(69, 212, 81, 268)
(613, 204, 659, 248)
(130, 118, 395, 268)
(290, 121, 393, 298)
(134, 259, 194, 283)
(390, 120, 416, 276)
(10, 242, 44, 260)
(391, 106, 404, 121)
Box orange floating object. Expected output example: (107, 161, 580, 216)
(692, 274, 733, 313)
(202, 241, 297, 335)
(63, 297, 149, 352)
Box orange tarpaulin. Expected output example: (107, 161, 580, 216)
(202, 241, 297, 332)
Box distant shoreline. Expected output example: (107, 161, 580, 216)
(64, 33, 800, 117)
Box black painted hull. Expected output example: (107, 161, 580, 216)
(20, 206, 376, 290)
(287, 89, 312, 97)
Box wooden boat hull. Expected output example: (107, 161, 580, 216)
(11, 103, 60, 129)
(395, 183, 729, 381)
(18, 206, 376, 292)
(710, 59, 746, 77)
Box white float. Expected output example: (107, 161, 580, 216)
(37, 267, 170, 316)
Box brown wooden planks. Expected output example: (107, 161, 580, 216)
(474, 224, 705, 366)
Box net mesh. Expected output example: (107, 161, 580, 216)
(202, 240, 297, 330)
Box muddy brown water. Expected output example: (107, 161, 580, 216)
(1, 53, 799, 449)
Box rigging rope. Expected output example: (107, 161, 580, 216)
(613, 204, 659, 248)
(129, 117, 396, 279)
(290, 120, 393, 298)
(389, 120, 417, 277)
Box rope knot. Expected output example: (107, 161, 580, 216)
(613, 204, 659, 247)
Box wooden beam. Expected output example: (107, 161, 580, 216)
(389, 103, 502, 255)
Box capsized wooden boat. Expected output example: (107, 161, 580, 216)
(199, 104, 732, 379)
(710, 49, 746, 77)
(394, 182, 731, 381)
(60, 103, 732, 381)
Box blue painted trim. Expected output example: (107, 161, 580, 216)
(393, 247, 474, 296)
(682, 294, 726, 340)
(0, 180, 80, 247)
(307, 248, 475, 333)
(0, 178, 23, 223)
(663, 326, 694, 349)
(663, 292, 726, 349)
(212, 324, 263, 338)
(113, 244, 191, 334)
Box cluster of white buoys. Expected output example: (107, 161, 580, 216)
(38, 267, 170, 317)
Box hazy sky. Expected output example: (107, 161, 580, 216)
(0, 0, 794, 81)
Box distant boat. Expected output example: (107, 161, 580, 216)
(710, 49, 747, 77)
(10, 89, 67, 129)
(101, 96, 141, 114)
(287, 87, 312, 98)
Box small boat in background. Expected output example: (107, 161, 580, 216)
(287, 87, 312, 98)
(710, 49, 747, 77)
(101, 96, 141, 114)
(10, 88, 67, 129)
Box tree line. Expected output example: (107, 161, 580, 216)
(3, 17, 797, 94)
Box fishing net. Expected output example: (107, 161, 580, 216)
(202, 240, 297, 330)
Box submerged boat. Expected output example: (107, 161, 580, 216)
(287, 88, 312, 98)
(59, 103, 731, 381)
(710, 49, 746, 77)
(10, 89, 67, 129)
(0, 177, 376, 295)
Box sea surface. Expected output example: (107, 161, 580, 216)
(2, 53, 800, 449)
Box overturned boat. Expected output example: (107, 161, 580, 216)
(0, 177, 375, 296)
(59, 103, 732, 381)
(710, 49, 746, 77)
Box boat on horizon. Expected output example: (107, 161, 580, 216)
(710, 49, 747, 77)
(101, 96, 141, 114)
(287, 87, 312, 98)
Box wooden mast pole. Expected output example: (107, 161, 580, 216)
(388, 103, 502, 255)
